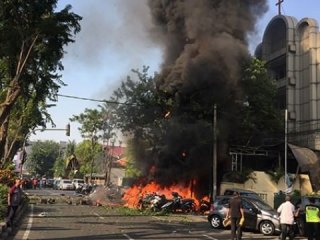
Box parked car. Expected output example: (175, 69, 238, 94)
(72, 179, 85, 189)
(53, 179, 60, 190)
(207, 195, 280, 235)
(46, 179, 54, 188)
(223, 188, 264, 201)
(59, 179, 74, 190)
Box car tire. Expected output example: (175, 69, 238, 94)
(209, 215, 222, 229)
(259, 220, 275, 235)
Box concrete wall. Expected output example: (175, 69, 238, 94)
(220, 171, 312, 207)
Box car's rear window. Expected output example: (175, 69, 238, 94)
(63, 180, 72, 184)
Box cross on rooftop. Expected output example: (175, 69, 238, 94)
(276, 0, 284, 15)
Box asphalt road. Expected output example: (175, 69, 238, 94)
(9, 189, 307, 240)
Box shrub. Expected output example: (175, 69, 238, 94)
(0, 184, 8, 221)
(0, 168, 16, 186)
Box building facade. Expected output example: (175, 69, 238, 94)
(256, 15, 320, 149)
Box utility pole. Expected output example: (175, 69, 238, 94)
(284, 109, 288, 190)
(212, 104, 217, 199)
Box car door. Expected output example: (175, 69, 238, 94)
(241, 198, 258, 230)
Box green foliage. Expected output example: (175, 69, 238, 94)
(98, 104, 117, 142)
(111, 66, 169, 142)
(26, 140, 60, 177)
(0, 166, 16, 186)
(75, 140, 103, 175)
(0, 0, 82, 166)
(231, 58, 283, 145)
(70, 109, 104, 140)
(0, 184, 8, 220)
(124, 139, 143, 178)
(53, 156, 65, 178)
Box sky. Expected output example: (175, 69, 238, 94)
(30, 0, 320, 144)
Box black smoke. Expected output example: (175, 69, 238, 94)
(137, 0, 268, 196)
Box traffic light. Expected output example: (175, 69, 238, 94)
(66, 123, 70, 136)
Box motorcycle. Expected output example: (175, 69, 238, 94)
(161, 192, 196, 213)
(138, 193, 157, 210)
(150, 194, 167, 212)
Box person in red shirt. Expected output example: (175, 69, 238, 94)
(6, 178, 23, 228)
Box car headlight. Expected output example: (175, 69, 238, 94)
(273, 214, 279, 219)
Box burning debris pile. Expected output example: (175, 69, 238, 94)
(84, 185, 124, 206)
(122, 0, 268, 206)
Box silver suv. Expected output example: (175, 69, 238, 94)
(207, 195, 280, 235)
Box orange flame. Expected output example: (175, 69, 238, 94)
(122, 180, 207, 210)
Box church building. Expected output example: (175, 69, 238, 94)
(255, 13, 320, 150)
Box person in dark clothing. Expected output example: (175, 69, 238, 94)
(6, 178, 23, 228)
(226, 192, 244, 240)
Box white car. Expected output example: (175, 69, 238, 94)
(59, 179, 74, 190)
(72, 179, 85, 189)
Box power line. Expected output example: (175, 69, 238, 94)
(57, 94, 130, 106)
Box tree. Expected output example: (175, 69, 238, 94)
(98, 104, 117, 186)
(64, 141, 80, 178)
(52, 155, 65, 178)
(26, 140, 60, 177)
(70, 109, 104, 182)
(51, 140, 79, 178)
(0, 0, 82, 166)
(229, 57, 283, 146)
(111, 66, 169, 143)
(74, 140, 103, 177)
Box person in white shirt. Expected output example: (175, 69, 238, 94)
(277, 195, 296, 240)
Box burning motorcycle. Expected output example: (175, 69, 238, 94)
(150, 194, 168, 212)
(138, 193, 157, 210)
(161, 192, 196, 213)
(138, 193, 168, 212)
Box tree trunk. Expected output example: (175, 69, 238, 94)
(0, 83, 22, 166)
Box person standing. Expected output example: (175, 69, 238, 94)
(277, 195, 295, 240)
(226, 192, 244, 240)
(6, 178, 23, 228)
(32, 178, 37, 189)
(305, 197, 320, 240)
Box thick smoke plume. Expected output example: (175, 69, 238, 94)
(136, 0, 268, 196)
(148, 0, 267, 96)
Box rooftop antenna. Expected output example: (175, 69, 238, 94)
(276, 0, 284, 15)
